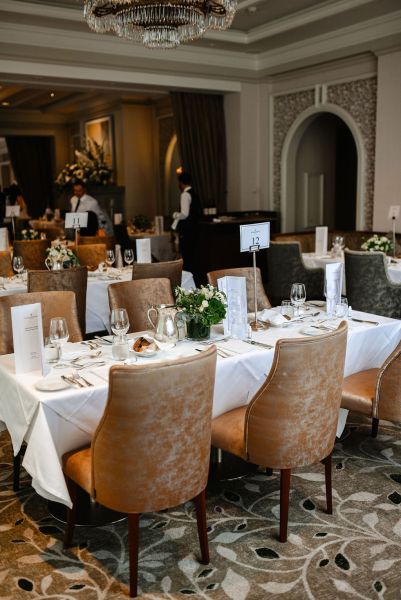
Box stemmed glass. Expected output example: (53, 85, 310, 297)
(49, 317, 69, 360)
(110, 308, 130, 340)
(106, 249, 115, 272)
(12, 255, 24, 280)
(290, 283, 306, 317)
(124, 249, 134, 269)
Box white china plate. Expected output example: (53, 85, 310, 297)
(300, 326, 325, 337)
(35, 377, 70, 392)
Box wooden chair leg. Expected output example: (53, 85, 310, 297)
(128, 514, 140, 598)
(194, 489, 209, 564)
(279, 469, 291, 543)
(13, 448, 23, 492)
(321, 452, 333, 515)
(372, 418, 379, 438)
(64, 477, 78, 549)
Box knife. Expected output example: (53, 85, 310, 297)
(244, 340, 273, 349)
(94, 335, 113, 344)
(350, 318, 379, 326)
(61, 375, 84, 388)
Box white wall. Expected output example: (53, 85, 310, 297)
(373, 49, 401, 233)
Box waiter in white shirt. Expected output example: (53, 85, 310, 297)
(70, 180, 113, 235)
(171, 171, 202, 273)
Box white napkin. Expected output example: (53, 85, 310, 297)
(325, 263, 343, 314)
(259, 308, 287, 326)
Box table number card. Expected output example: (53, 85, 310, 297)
(11, 303, 47, 375)
(217, 276, 248, 339)
(64, 212, 88, 229)
(136, 238, 152, 263)
(315, 226, 328, 255)
(0, 227, 8, 251)
(5, 205, 20, 218)
(240, 222, 270, 252)
(388, 206, 400, 220)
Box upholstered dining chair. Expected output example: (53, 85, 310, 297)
(108, 278, 174, 333)
(266, 241, 325, 306)
(13, 239, 48, 270)
(62, 346, 217, 597)
(207, 267, 271, 312)
(76, 244, 106, 270)
(79, 235, 115, 250)
(211, 322, 348, 543)
(28, 267, 88, 337)
(132, 258, 183, 294)
(0, 290, 82, 355)
(344, 249, 401, 318)
(342, 339, 401, 437)
(0, 250, 13, 277)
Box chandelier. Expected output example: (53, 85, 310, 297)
(83, 0, 237, 49)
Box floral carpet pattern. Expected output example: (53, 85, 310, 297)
(1, 416, 401, 599)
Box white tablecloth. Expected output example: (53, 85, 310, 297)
(0, 269, 196, 334)
(0, 310, 400, 507)
(303, 253, 401, 293)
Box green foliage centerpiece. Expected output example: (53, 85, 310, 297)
(175, 284, 227, 340)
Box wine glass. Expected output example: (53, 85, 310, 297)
(124, 248, 134, 268)
(290, 283, 306, 317)
(106, 249, 115, 271)
(110, 308, 130, 340)
(49, 317, 69, 360)
(12, 255, 24, 280)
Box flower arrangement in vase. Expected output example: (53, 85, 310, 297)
(175, 284, 227, 340)
(55, 139, 113, 189)
(45, 245, 80, 270)
(20, 229, 40, 240)
(361, 234, 392, 254)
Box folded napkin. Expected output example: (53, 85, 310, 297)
(259, 308, 287, 326)
(325, 263, 343, 314)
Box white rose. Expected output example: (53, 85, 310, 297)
(202, 300, 208, 308)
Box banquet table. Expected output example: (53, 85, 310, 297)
(303, 253, 401, 293)
(0, 268, 196, 333)
(0, 308, 400, 508)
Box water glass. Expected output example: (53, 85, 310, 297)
(44, 337, 60, 364)
(106, 249, 115, 270)
(110, 308, 130, 339)
(124, 248, 134, 267)
(335, 297, 349, 318)
(49, 318, 69, 359)
(290, 283, 306, 317)
(281, 300, 293, 318)
(112, 336, 129, 361)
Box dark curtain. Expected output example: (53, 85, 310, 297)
(170, 92, 227, 212)
(6, 136, 55, 218)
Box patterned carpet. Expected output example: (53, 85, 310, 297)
(1, 415, 401, 600)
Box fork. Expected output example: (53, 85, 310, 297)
(72, 370, 93, 387)
(71, 350, 101, 364)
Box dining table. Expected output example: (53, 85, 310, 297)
(0, 307, 400, 509)
(0, 268, 196, 334)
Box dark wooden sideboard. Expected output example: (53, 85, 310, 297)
(193, 211, 279, 285)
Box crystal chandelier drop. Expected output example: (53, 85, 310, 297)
(83, 0, 237, 49)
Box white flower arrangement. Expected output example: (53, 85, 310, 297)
(20, 229, 40, 240)
(361, 234, 392, 254)
(46, 245, 79, 268)
(175, 284, 227, 326)
(55, 139, 113, 189)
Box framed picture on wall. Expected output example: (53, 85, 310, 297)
(85, 116, 114, 169)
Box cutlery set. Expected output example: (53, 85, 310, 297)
(61, 373, 93, 388)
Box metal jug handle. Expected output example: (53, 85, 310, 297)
(45, 257, 52, 271)
(147, 306, 157, 330)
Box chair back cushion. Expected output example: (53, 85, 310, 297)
(245, 322, 347, 469)
(13, 240, 48, 271)
(132, 259, 183, 293)
(344, 249, 401, 318)
(207, 267, 271, 312)
(76, 244, 106, 269)
(28, 267, 88, 336)
(0, 290, 82, 354)
(79, 235, 115, 250)
(108, 278, 174, 333)
(91, 346, 217, 513)
(0, 251, 13, 277)
(377, 340, 401, 423)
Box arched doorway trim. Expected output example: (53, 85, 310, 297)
(163, 133, 178, 212)
(280, 103, 366, 233)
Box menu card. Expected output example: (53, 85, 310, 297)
(11, 303, 47, 375)
(136, 238, 151, 263)
(217, 276, 248, 339)
(0, 227, 8, 251)
(325, 263, 343, 315)
(315, 226, 328, 255)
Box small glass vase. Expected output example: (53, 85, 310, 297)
(186, 314, 210, 341)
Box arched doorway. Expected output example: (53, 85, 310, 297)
(281, 105, 365, 233)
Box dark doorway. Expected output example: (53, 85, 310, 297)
(335, 119, 357, 230)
